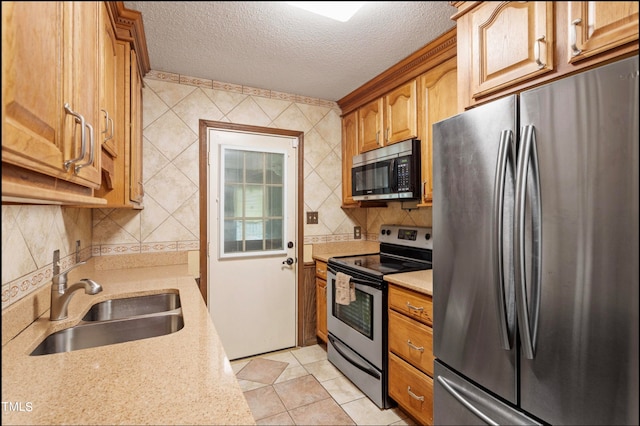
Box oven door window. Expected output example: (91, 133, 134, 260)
(332, 284, 374, 340)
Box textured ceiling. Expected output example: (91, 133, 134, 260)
(124, 1, 457, 102)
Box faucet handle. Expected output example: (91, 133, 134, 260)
(53, 250, 61, 276)
(53, 259, 88, 285)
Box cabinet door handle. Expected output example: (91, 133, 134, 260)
(406, 302, 424, 312)
(74, 122, 94, 173)
(101, 109, 114, 142)
(570, 18, 582, 56)
(376, 130, 380, 146)
(407, 339, 424, 352)
(108, 116, 114, 141)
(407, 386, 425, 402)
(63, 103, 86, 171)
(534, 35, 546, 69)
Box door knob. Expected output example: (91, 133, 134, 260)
(282, 257, 294, 265)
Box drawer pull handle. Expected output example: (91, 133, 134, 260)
(407, 339, 424, 352)
(407, 386, 424, 402)
(406, 302, 424, 312)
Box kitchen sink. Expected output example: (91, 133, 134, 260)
(30, 311, 184, 356)
(82, 292, 181, 321)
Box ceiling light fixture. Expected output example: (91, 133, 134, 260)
(285, 2, 366, 22)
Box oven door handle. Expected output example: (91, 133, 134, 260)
(328, 335, 381, 380)
(327, 266, 381, 287)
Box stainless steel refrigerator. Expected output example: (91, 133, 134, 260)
(432, 55, 639, 425)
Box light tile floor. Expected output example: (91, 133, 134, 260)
(231, 343, 416, 425)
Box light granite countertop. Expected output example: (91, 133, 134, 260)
(384, 269, 433, 296)
(1, 263, 255, 425)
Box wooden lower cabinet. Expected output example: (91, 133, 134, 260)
(389, 352, 434, 425)
(388, 310, 434, 376)
(302, 262, 318, 347)
(388, 284, 434, 425)
(315, 260, 328, 343)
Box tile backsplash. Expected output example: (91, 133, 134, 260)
(2, 71, 431, 311)
(1, 205, 92, 309)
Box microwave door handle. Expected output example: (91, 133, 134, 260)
(389, 158, 397, 191)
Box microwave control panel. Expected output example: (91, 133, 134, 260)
(397, 157, 411, 191)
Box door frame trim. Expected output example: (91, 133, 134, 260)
(198, 120, 305, 346)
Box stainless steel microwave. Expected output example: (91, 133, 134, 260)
(351, 138, 421, 201)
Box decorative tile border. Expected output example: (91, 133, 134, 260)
(145, 69, 341, 110)
(94, 241, 200, 256)
(98, 243, 142, 256)
(303, 233, 374, 245)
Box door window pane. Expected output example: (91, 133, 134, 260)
(245, 151, 264, 184)
(224, 150, 243, 183)
(245, 185, 264, 218)
(221, 147, 285, 256)
(224, 185, 243, 217)
(265, 219, 283, 250)
(266, 153, 284, 184)
(266, 186, 283, 216)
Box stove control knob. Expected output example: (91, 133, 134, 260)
(425, 233, 431, 240)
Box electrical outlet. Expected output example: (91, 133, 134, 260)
(306, 211, 318, 224)
(354, 226, 362, 239)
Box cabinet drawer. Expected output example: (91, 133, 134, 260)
(388, 309, 434, 377)
(388, 285, 432, 326)
(388, 352, 433, 425)
(315, 260, 327, 280)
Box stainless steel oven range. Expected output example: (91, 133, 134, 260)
(327, 224, 432, 409)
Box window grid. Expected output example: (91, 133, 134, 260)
(223, 149, 285, 254)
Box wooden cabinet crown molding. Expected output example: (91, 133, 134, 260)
(106, 1, 150, 78)
(338, 27, 457, 116)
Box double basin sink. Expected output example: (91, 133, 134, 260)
(31, 292, 183, 356)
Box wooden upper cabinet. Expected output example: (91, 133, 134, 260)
(92, 2, 147, 208)
(2, 2, 65, 180)
(100, 1, 118, 158)
(469, 1, 554, 100)
(567, 2, 639, 63)
(358, 97, 384, 153)
(417, 57, 457, 206)
(64, 1, 102, 187)
(357, 79, 418, 153)
(129, 49, 144, 205)
(341, 110, 358, 207)
(2, 1, 104, 204)
(454, 1, 639, 110)
(384, 79, 418, 146)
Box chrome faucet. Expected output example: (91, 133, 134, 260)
(50, 249, 102, 321)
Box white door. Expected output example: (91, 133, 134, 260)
(207, 128, 297, 360)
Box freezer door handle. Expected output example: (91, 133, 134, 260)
(437, 375, 500, 426)
(492, 129, 516, 350)
(514, 125, 542, 359)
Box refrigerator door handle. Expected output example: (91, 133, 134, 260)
(436, 375, 500, 426)
(492, 129, 516, 350)
(514, 125, 542, 359)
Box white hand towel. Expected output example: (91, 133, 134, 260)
(336, 272, 354, 305)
